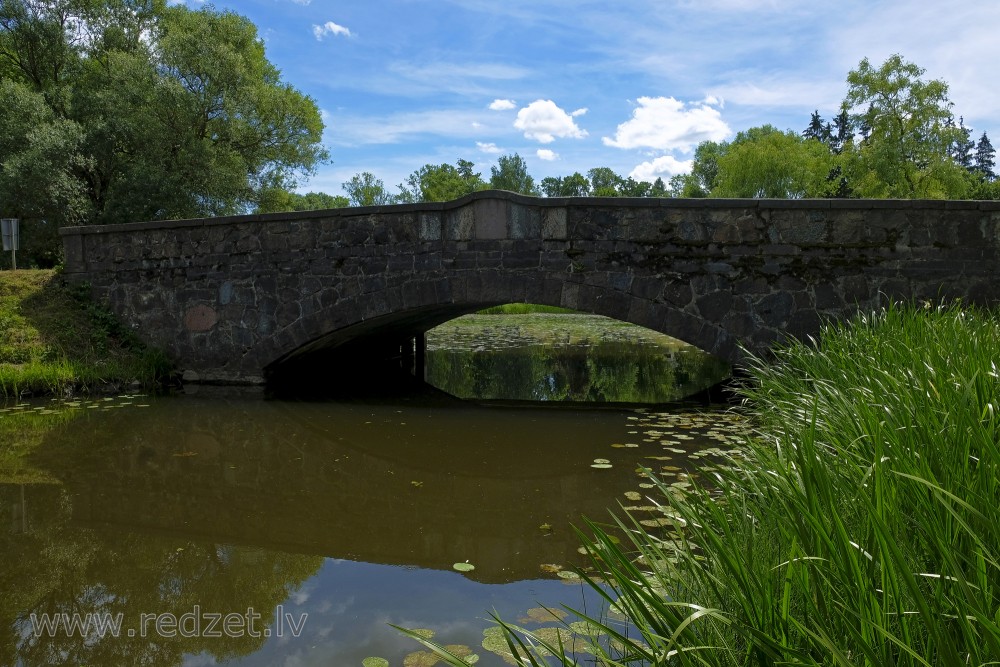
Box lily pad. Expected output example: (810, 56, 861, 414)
(406, 628, 436, 639)
(442, 645, 479, 664)
(452, 562, 475, 572)
(518, 606, 568, 623)
(403, 650, 440, 667)
(482, 626, 518, 665)
(362, 658, 390, 667)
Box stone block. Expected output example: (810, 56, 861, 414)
(510, 204, 541, 239)
(445, 207, 475, 241)
(473, 198, 508, 239)
(419, 213, 442, 241)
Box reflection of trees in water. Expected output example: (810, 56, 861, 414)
(426, 341, 729, 402)
(0, 484, 322, 667)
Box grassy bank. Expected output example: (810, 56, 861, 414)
(477, 303, 577, 315)
(416, 303, 1000, 665)
(0, 270, 171, 398)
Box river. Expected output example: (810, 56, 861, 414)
(1, 314, 739, 666)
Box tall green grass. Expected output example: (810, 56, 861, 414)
(0, 270, 172, 397)
(410, 302, 1000, 665)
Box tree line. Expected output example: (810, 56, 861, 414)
(314, 155, 672, 209)
(326, 55, 996, 209)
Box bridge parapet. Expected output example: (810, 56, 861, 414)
(60, 191, 1000, 385)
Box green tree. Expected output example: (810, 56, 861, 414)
(586, 167, 623, 196)
(0, 79, 90, 265)
(343, 171, 393, 206)
(671, 140, 726, 197)
(803, 110, 831, 143)
(619, 176, 668, 197)
(948, 116, 975, 170)
(0, 0, 327, 258)
(840, 54, 970, 198)
(539, 172, 590, 197)
(256, 189, 348, 212)
(397, 159, 486, 202)
(973, 132, 996, 181)
(712, 125, 836, 198)
(292, 191, 349, 210)
(830, 109, 852, 154)
(489, 153, 537, 195)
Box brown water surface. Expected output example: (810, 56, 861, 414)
(1, 315, 741, 666)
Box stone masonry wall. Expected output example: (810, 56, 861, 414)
(60, 191, 1000, 384)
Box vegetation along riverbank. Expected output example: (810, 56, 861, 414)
(0, 269, 171, 399)
(412, 302, 1000, 665)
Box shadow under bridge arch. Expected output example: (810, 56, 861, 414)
(262, 297, 736, 398)
(263, 303, 502, 394)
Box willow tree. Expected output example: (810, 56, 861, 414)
(712, 125, 836, 198)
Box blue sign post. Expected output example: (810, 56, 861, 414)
(1, 218, 18, 270)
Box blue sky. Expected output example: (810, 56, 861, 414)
(171, 0, 1000, 197)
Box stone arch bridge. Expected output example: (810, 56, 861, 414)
(60, 191, 1000, 386)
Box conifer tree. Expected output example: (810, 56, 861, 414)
(803, 111, 829, 142)
(974, 132, 996, 181)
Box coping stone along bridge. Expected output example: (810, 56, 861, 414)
(61, 191, 1000, 386)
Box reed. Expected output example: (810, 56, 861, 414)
(408, 302, 1000, 665)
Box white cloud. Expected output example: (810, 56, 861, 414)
(329, 109, 496, 146)
(489, 99, 517, 111)
(707, 78, 840, 109)
(477, 141, 504, 154)
(513, 100, 588, 143)
(290, 0, 311, 4)
(313, 21, 352, 40)
(603, 96, 731, 152)
(630, 156, 693, 182)
(536, 149, 558, 161)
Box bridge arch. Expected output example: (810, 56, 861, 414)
(59, 191, 1000, 385)
(255, 275, 732, 388)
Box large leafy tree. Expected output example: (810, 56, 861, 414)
(342, 171, 393, 207)
(396, 159, 486, 202)
(671, 140, 726, 197)
(712, 125, 835, 198)
(839, 54, 970, 198)
(489, 153, 537, 195)
(0, 0, 327, 263)
(0, 79, 90, 264)
(619, 175, 667, 197)
(540, 172, 590, 197)
(586, 167, 623, 197)
(257, 190, 348, 213)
